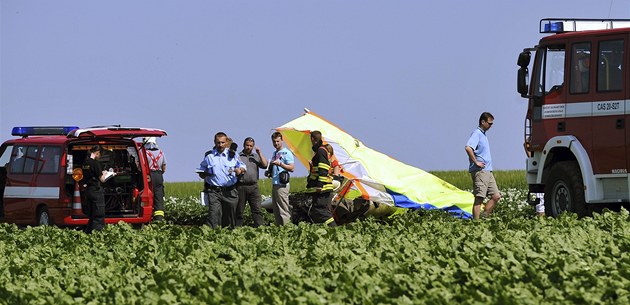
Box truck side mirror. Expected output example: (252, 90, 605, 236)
(517, 50, 532, 97)
(518, 67, 529, 97)
(517, 51, 531, 67)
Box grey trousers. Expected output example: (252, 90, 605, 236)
(204, 188, 238, 228)
(236, 184, 264, 227)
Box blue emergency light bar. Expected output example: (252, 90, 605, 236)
(540, 18, 630, 34)
(542, 21, 564, 33)
(12, 126, 79, 137)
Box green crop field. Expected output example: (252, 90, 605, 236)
(1, 170, 629, 304)
(164, 170, 527, 199)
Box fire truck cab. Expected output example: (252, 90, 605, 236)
(0, 126, 167, 226)
(518, 18, 630, 216)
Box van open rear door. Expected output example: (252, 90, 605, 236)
(63, 126, 167, 226)
(67, 127, 167, 139)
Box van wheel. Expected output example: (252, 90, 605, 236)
(544, 161, 587, 217)
(37, 206, 51, 226)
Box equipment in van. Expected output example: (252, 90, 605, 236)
(0, 125, 167, 226)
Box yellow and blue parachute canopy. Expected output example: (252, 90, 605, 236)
(276, 110, 474, 218)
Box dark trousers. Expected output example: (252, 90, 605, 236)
(0, 186, 4, 221)
(85, 186, 105, 233)
(236, 184, 264, 227)
(0, 167, 5, 220)
(204, 188, 238, 228)
(309, 192, 337, 227)
(150, 171, 165, 213)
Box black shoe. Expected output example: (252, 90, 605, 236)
(153, 215, 164, 222)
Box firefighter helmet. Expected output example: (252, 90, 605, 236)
(144, 137, 159, 150)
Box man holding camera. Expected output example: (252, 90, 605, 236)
(267, 132, 294, 225)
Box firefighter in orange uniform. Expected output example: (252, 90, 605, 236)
(324, 143, 343, 191)
(306, 131, 337, 227)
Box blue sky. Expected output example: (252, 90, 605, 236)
(2, 0, 629, 182)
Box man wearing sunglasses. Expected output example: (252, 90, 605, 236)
(465, 112, 501, 220)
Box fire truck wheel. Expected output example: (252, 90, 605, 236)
(544, 161, 587, 217)
(36, 206, 51, 226)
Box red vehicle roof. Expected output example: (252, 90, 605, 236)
(540, 27, 630, 44)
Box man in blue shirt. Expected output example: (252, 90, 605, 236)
(198, 132, 246, 228)
(465, 112, 501, 219)
(267, 132, 295, 225)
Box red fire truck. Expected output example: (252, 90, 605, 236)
(518, 18, 630, 216)
(0, 126, 167, 226)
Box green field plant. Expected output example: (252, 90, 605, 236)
(430, 170, 528, 191)
(165, 170, 527, 199)
(1, 207, 628, 304)
(3, 170, 628, 304)
(163, 171, 527, 226)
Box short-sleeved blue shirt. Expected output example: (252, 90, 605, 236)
(198, 149, 246, 187)
(466, 127, 492, 172)
(270, 147, 294, 185)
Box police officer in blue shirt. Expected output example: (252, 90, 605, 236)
(197, 132, 246, 228)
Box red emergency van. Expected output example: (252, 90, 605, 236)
(0, 126, 167, 226)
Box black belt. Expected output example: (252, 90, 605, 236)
(206, 184, 236, 192)
(151, 170, 163, 173)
